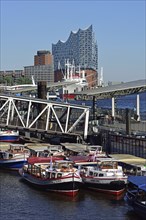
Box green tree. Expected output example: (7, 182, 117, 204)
(16, 76, 32, 84)
(0, 76, 4, 84)
(2, 76, 14, 86)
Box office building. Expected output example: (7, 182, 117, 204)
(24, 50, 54, 84)
(34, 50, 53, 66)
(24, 64, 54, 84)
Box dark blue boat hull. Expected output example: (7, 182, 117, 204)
(0, 160, 27, 170)
(126, 176, 146, 219)
(0, 135, 19, 142)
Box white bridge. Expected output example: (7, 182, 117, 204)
(0, 94, 90, 140)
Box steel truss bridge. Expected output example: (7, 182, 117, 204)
(0, 94, 90, 140)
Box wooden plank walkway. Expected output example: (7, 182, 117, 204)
(109, 154, 146, 166)
(61, 143, 88, 153)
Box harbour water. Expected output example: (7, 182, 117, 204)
(70, 92, 146, 121)
(0, 170, 140, 220)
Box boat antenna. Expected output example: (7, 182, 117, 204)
(49, 155, 53, 171)
(99, 67, 104, 87)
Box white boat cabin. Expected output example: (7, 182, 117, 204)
(0, 151, 12, 159)
(86, 145, 106, 157)
(9, 144, 27, 153)
(0, 144, 29, 159)
(23, 160, 76, 179)
(27, 145, 64, 157)
(80, 158, 124, 177)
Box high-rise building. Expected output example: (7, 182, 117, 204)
(52, 25, 98, 87)
(34, 50, 53, 66)
(52, 25, 98, 71)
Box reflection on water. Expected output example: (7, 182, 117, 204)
(0, 170, 140, 220)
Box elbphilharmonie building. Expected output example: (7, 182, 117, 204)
(52, 25, 98, 72)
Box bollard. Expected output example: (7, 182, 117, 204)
(126, 108, 131, 135)
(37, 81, 47, 128)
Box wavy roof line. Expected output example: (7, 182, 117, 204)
(52, 25, 92, 45)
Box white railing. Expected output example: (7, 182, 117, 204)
(0, 94, 90, 139)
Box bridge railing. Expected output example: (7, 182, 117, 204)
(0, 94, 90, 139)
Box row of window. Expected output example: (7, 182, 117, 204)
(89, 171, 104, 177)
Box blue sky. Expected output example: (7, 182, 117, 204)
(0, 0, 145, 83)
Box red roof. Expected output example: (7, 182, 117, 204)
(69, 155, 91, 163)
(27, 156, 63, 164)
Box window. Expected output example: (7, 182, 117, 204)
(51, 173, 56, 178)
(89, 171, 93, 176)
(57, 173, 62, 178)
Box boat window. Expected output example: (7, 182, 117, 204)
(137, 190, 146, 202)
(45, 172, 49, 178)
(113, 162, 117, 169)
(9, 153, 13, 158)
(89, 171, 93, 176)
(101, 162, 113, 169)
(51, 173, 56, 178)
(69, 164, 73, 169)
(2, 152, 9, 159)
(99, 173, 104, 177)
(41, 171, 46, 178)
(94, 173, 98, 177)
(47, 172, 51, 178)
(0, 152, 6, 159)
(98, 147, 102, 151)
(28, 164, 31, 169)
(57, 173, 62, 178)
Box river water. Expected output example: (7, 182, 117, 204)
(0, 170, 140, 220)
(70, 92, 146, 120)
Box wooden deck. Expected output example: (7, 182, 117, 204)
(109, 154, 146, 166)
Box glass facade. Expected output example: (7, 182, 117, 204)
(24, 65, 54, 83)
(52, 25, 98, 72)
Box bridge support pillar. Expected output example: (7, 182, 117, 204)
(92, 96, 96, 120)
(112, 97, 115, 120)
(136, 94, 140, 121)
